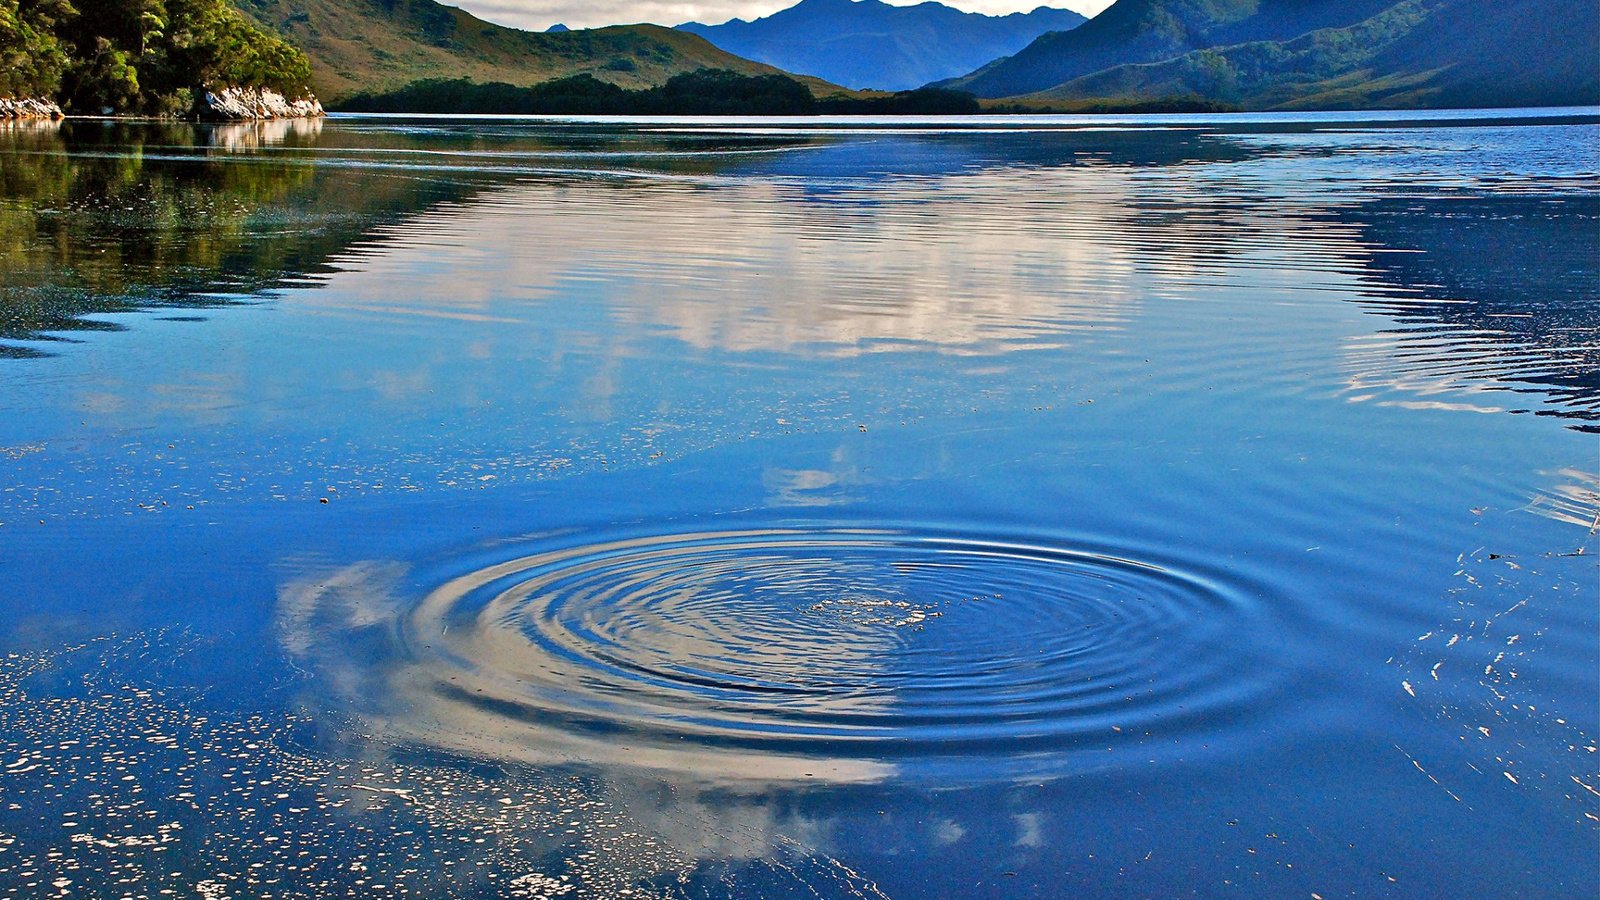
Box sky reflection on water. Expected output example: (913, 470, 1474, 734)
(0, 111, 1596, 898)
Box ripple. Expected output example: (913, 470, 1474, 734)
(359, 526, 1280, 784)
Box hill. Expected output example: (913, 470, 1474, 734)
(235, 0, 824, 101)
(943, 0, 1403, 98)
(1020, 0, 1600, 109)
(679, 0, 1085, 91)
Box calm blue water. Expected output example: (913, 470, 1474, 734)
(0, 109, 1596, 898)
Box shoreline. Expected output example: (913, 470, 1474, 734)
(198, 87, 325, 122)
(0, 98, 65, 120)
(11, 104, 1597, 126)
(1, 88, 323, 124)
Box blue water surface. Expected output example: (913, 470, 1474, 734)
(0, 109, 1595, 898)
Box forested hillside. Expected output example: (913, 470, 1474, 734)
(337, 69, 981, 116)
(944, 0, 1396, 98)
(0, 0, 311, 114)
(944, 0, 1599, 110)
(1025, 0, 1600, 109)
(4, 0, 823, 114)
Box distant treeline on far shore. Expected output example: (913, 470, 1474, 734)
(334, 70, 982, 116)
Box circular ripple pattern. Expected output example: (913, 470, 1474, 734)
(399, 527, 1276, 782)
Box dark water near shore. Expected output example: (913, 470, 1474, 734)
(0, 110, 1596, 898)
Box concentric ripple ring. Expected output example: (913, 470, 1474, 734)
(366, 526, 1284, 783)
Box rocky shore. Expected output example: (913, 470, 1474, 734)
(5, 90, 322, 122)
(196, 87, 325, 121)
(0, 98, 65, 120)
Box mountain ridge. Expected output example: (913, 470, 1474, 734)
(234, 0, 828, 101)
(943, 0, 1397, 98)
(679, 0, 1086, 91)
(945, 0, 1600, 110)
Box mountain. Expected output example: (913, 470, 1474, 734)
(678, 0, 1086, 91)
(1032, 0, 1600, 109)
(943, 0, 1397, 98)
(234, 0, 820, 101)
(943, 0, 1600, 110)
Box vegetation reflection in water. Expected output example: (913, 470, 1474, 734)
(0, 111, 1595, 898)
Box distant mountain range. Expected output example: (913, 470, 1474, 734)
(678, 0, 1087, 91)
(10, 0, 1587, 115)
(168, 0, 1600, 112)
(942, 0, 1600, 109)
(943, 0, 1395, 98)
(233, 0, 825, 101)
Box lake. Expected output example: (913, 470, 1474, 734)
(0, 109, 1596, 898)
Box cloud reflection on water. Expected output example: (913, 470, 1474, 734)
(276, 556, 898, 785)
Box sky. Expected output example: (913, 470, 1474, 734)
(447, 1, 1118, 32)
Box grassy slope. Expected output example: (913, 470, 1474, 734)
(234, 0, 839, 101)
(1028, 0, 1600, 109)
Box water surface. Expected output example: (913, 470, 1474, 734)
(0, 109, 1596, 898)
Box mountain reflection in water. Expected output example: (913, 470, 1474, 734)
(4, 116, 1593, 427)
(1338, 193, 1600, 429)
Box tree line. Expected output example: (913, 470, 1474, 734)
(337, 70, 984, 116)
(0, 0, 312, 115)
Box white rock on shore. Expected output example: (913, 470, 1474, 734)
(0, 97, 65, 120)
(198, 87, 325, 121)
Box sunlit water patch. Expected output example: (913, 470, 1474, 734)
(0, 634, 889, 899)
(280, 525, 1287, 785)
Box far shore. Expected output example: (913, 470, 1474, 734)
(6, 105, 1597, 129)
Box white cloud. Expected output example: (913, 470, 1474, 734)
(446, 1, 1116, 32)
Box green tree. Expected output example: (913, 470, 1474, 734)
(164, 0, 311, 98)
(71, 36, 141, 111)
(50, 0, 313, 113)
(136, 1, 166, 57)
(0, 0, 77, 98)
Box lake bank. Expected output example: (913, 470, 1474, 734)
(0, 97, 63, 119)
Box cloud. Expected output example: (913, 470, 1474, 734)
(448, 1, 1115, 32)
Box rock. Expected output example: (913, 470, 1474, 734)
(196, 86, 324, 122)
(0, 97, 66, 120)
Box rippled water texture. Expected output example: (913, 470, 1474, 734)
(1, 111, 1597, 897)
(286, 526, 1279, 783)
